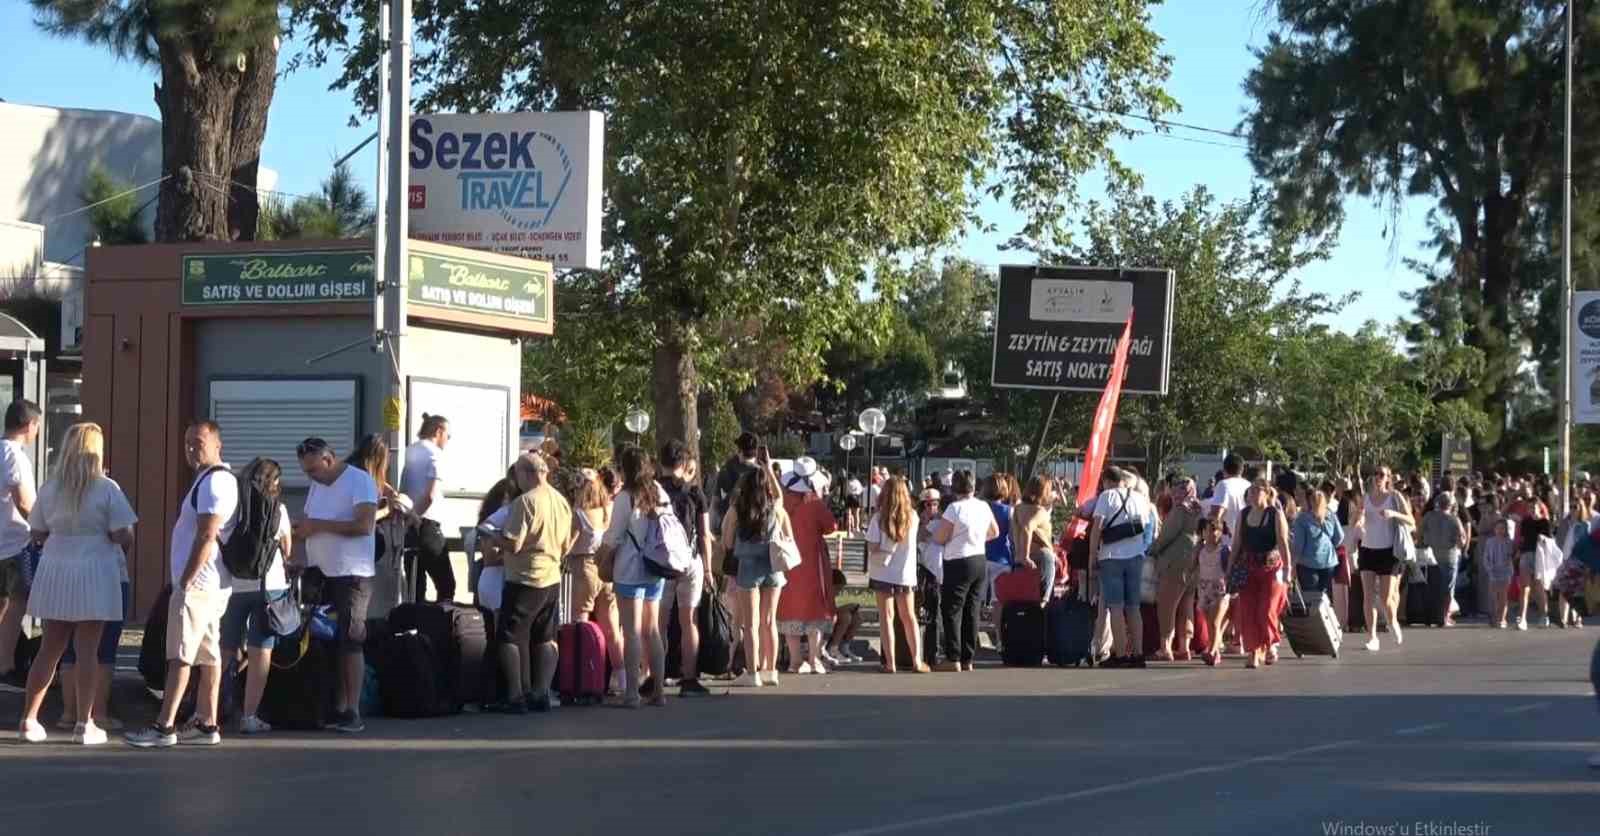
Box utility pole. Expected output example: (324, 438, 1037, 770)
(377, 0, 412, 488)
(1561, 0, 1575, 507)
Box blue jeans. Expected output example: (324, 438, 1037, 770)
(1099, 556, 1145, 609)
(62, 582, 128, 666)
(220, 589, 283, 651)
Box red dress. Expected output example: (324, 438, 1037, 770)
(776, 491, 839, 625)
(1236, 508, 1288, 654)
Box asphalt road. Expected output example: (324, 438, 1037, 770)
(2, 622, 1597, 836)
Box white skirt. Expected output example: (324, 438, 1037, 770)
(27, 538, 124, 622)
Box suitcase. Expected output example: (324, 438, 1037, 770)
(918, 566, 942, 666)
(558, 620, 608, 704)
(259, 630, 338, 729)
(994, 567, 1042, 607)
(138, 584, 174, 692)
(892, 621, 920, 671)
(999, 601, 1046, 667)
(389, 601, 487, 709)
(697, 590, 735, 677)
(1282, 586, 1341, 659)
(1346, 571, 1367, 632)
(1402, 576, 1432, 627)
(377, 628, 452, 717)
(1045, 595, 1096, 667)
(1191, 598, 1211, 656)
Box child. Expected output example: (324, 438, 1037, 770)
(1481, 519, 1516, 629)
(1196, 518, 1231, 667)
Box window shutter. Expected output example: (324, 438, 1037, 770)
(209, 380, 358, 488)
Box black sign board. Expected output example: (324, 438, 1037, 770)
(1441, 434, 1472, 477)
(990, 265, 1174, 395)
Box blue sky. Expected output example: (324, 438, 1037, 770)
(2, 1, 1432, 333)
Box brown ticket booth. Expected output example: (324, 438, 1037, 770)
(82, 239, 553, 622)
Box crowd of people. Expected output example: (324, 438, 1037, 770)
(1, 405, 1597, 750)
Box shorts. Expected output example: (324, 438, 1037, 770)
(614, 580, 665, 601)
(167, 586, 230, 667)
(1516, 553, 1548, 588)
(868, 578, 912, 593)
(1357, 546, 1402, 577)
(63, 582, 128, 666)
(499, 581, 561, 646)
(219, 588, 284, 652)
(845, 497, 862, 511)
(736, 553, 787, 591)
(565, 554, 617, 617)
(1197, 578, 1228, 611)
(779, 619, 832, 637)
(1098, 555, 1145, 609)
(0, 551, 28, 598)
(662, 559, 705, 614)
(323, 575, 372, 653)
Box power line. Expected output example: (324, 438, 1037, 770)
(1125, 128, 1249, 151)
(1069, 100, 1249, 141)
(43, 174, 169, 224)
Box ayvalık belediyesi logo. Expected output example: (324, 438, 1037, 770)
(410, 117, 574, 231)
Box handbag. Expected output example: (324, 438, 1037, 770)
(769, 521, 802, 573)
(1226, 554, 1249, 594)
(264, 580, 303, 637)
(597, 547, 617, 583)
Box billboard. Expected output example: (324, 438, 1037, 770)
(990, 265, 1175, 394)
(1440, 434, 1472, 477)
(1575, 292, 1600, 424)
(409, 111, 604, 270)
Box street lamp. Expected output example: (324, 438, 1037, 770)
(839, 432, 859, 480)
(859, 408, 886, 496)
(624, 407, 650, 446)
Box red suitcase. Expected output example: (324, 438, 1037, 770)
(558, 621, 608, 705)
(994, 567, 1043, 607)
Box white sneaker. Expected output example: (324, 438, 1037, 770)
(812, 660, 829, 676)
(75, 722, 107, 746)
(1517, 619, 1529, 632)
(239, 715, 272, 735)
(845, 650, 864, 663)
(1364, 638, 1381, 652)
(18, 720, 46, 743)
(732, 671, 762, 688)
(1392, 626, 1403, 646)
(178, 724, 221, 746)
(762, 670, 780, 687)
(796, 661, 814, 675)
(819, 648, 842, 666)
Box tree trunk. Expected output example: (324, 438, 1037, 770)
(653, 325, 700, 453)
(152, 38, 278, 243)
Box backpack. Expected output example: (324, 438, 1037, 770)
(628, 487, 696, 580)
(661, 478, 702, 553)
(192, 461, 282, 581)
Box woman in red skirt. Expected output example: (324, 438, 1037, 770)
(1231, 478, 1292, 669)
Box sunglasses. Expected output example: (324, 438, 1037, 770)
(296, 437, 331, 457)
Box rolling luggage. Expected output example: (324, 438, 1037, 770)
(1402, 576, 1432, 627)
(1282, 585, 1341, 659)
(1346, 571, 1366, 632)
(994, 567, 1042, 608)
(666, 587, 736, 679)
(892, 621, 920, 671)
(377, 627, 452, 717)
(259, 630, 338, 729)
(388, 601, 487, 709)
(138, 584, 174, 693)
(999, 601, 1046, 667)
(558, 620, 608, 704)
(1045, 595, 1096, 667)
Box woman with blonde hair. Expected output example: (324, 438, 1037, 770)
(1231, 478, 1291, 669)
(16, 423, 137, 744)
(564, 468, 624, 692)
(867, 477, 926, 673)
(1011, 474, 1057, 602)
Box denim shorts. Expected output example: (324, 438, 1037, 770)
(1099, 556, 1145, 609)
(614, 580, 665, 602)
(62, 582, 128, 666)
(736, 553, 787, 591)
(220, 588, 284, 651)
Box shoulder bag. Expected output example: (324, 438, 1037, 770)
(1391, 494, 1418, 564)
(769, 509, 802, 572)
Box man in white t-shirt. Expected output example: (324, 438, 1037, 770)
(0, 400, 40, 690)
(1090, 466, 1154, 667)
(295, 437, 379, 734)
(1207, 454, 1251, 539)
(128, 421, 239, 748)
(400, 413, 454, 602)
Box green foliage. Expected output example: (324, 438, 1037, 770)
(767, 434, 807, 459)
(293, 0, 1174, 444)
(1244, 0, 1592, 462)
(699, 397, 743, 471)
(258, 162, 374, 240)
(79, 163, 149, 246)
(32, 0, 279, 66)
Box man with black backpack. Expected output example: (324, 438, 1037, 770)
(659, 441, 713, 697)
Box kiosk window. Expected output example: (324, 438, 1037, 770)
(407, 379, 510, 497)
(209, 378, 359, 488)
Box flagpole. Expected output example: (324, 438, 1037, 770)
(1561, 0, 1574, 505)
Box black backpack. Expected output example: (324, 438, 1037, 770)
(192, 461, 282, 581)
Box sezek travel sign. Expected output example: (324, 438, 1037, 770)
(1573, 291, 1600, 424)
(991, 264, 1175, 395)
(408, 111, 604, 270)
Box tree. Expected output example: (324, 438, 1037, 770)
(1243, 1, 1593, 462)
(816, 303, 939, 427)
(80, 163, 150, 245)
(259, 162, 376, 240)
(296, 0, 1173, 449)
(32, 0, 281, 242)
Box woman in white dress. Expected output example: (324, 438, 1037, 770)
(16, 422, 137, 745)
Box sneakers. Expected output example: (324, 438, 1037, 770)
(933, 661, 962, 672)
(1516, 619, 1529, 632)
(796, 661, 816, 675)
(178, 724, 222, 746)
(679, 679, 712, 698)
(331, 711, 365, 734)
(18, 719, 47, 743)
(125, 724, 178, 749)
(819, 647, 843, 666)
(1391, 626, 1403, 646)
(529, 692, 559, 713)
(239, 715, 272, 735)
(75, 722, 108, 746)
(842, 649, 864, 663)
(761, 669, 780, 687)
(732, 671, 762, 688)
(1364, 638, 1381, 652)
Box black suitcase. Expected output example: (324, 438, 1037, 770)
(138, 584, 174, 692)
(918, 566, 942, 666)
(1000, 602, 1046, 667)
(377, 628, 451, 717)
(1402, 576, 1432, 626)
(697, 590, 735, 677)
(1046, 595, 1096, 667)
(1346, 572, 1367, 632)
(259, 631, 336, 729)
(389, 601, 487, 709)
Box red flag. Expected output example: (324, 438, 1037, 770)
(1067, 312, 1135, 541)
